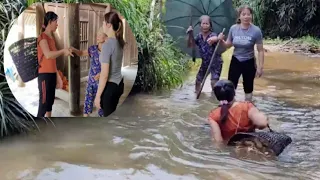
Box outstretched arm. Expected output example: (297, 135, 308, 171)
(220, 38, 233, 49)
(70, 47, 89, 57)
(39, 39, 67, 59)
(207, 35, 218, 46)
(219, 33, 233, 49)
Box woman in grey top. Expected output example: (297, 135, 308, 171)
(218, 5, 265, 102)
(94, 11, 125, 117)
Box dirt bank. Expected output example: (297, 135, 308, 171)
(263, 39, 320, 58)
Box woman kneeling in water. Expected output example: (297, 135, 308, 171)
(208, 79, 268, 143)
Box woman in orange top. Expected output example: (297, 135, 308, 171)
(37, 11, 73, 117)
(208, 79, 268, 143)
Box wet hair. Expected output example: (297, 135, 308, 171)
(213, 79, 236, 124)
(199, 15, 213, 31)
(104, 12, 125, 48)
(236, 5, 253, 24)
(41, 11, 58, 32)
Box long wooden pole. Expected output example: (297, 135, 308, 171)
(68, 3, 81, 115)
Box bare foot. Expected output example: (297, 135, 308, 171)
(83, 114, 89, 117)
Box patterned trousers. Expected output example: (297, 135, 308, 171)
(83, 81, 104, 117)
(196, 56, 223, 83)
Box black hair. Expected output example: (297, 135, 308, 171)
(213, 79, 236, 124)
(104, 12, 125, 48)
(41, 11, 58, 32)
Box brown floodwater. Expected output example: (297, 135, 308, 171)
(0, 52, 319, 180)
(253, 52, 320, 108)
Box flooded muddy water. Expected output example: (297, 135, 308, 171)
(0, 52, 319, 180)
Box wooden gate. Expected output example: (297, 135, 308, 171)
(79, 4, 106, 78)
(79, 20, 89, 77)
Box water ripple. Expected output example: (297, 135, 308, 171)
(2, 54, 320, 180)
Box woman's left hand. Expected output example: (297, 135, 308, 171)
(94, 96, 101, 109)
(256, 67, 263, 77)
(217, 33, 225, 41)
(94, 73, 100, 81)
(207, 37, 217, 45)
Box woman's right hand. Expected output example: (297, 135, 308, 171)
(56, 71, 63, 89)
(218, 33, 225, 41)
(186, 26, 193, 33)
(69, 46, 78, 52)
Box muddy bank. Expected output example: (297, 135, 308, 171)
(264, 39, 320, 58)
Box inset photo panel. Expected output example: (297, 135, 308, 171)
(3, 2, 138, 118)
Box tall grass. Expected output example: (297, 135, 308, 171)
(299, 36, 320, 48)
(264, 36, 320, 48)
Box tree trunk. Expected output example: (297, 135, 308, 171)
(149, 0, 157, 30)
(35, 3, 45, 36)
(68, 3, 81, 115)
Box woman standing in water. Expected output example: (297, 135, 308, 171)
(218, 5, 265, 102)
(94, 12, 125, 117)
(186, 15, 222, 93)
(37, 11, 73, 117)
